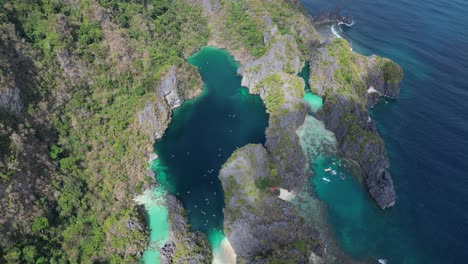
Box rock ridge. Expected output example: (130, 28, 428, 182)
(311, 38, 402, 208)
(160, 195, 212, 264)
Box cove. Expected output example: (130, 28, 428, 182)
(299, 63, 323, 112)
(147, 46, 268, 261)
(297, 60, 421, 262)
(299, 1, 428, 262)
(307, 132, 423, 263)
(297, 115, 417, 263)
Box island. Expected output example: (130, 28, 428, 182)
(0, 0, 401, 263)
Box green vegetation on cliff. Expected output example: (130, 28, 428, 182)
(224, 0, 267, 58)
(383, 60, 403, 83)
(254, 74, 286, 113)
(254, 74, 304, 114)
(0, 0, 208, 263)
(325, 39, 367, 97)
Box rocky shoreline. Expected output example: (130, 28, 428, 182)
(141, 0, 403, 263)
(311, 39, 402, 209)
(312, 7, 354, 26)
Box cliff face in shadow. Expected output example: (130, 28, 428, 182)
(311, 39, 402, 208)
(219, 144, 326, 263)
(160, 195, 212, 264)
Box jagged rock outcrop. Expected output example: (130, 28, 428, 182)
(312, 7, 353, 25)
(138, 64, 203, 141)
(158, 67, 184, 110)
(138, 100, 171, 141)
(311, 39, 402, 208)
(219, 144, 324, 263)
(230, 36, 333, 263)
(0, 87, 21, 114)
(265, 107, 309, 190)
(238, 35, 309, 190)
(238, 35, 302, 89)
(365, 56, 402, 106)
(160, 195, 212, 264)
(0, 23, 39, 114)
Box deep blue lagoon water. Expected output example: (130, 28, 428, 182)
(153, 47, 268, 249)
(302, 0, 468, 263)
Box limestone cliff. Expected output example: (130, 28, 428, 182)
(0, 0, 208, 262)
(238, 33, 309, 190)
(0, 0, 403, 262)
(138, 64, 203, 142)
(219, 144, 325, 263)
(311, 39, 402, 208)
(214, 2, 403, 263)
(160, 195, 212, 264)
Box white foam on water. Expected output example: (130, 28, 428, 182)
(331, 25, 343, 39)
(338, 21, 356, 27)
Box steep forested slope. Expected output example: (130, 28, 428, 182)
(0, 0, 208, 262)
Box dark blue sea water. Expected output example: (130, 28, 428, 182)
(301, 0, 468, 263)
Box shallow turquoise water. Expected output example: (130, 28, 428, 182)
(311, 157, 422, 263)
(151, 46, 268, 254)
(139, 159, 172, 264)
(303, 92, 323, 112)
(296, 73, 422, 263)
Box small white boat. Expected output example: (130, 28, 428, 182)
(322, 177, 331, 183)
(324, 168, 332, 172)
(331, 170, 337, 176)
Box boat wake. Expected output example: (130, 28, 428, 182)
(322, 177, 331, 183)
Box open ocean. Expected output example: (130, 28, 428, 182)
(301, 0, 468, 263)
